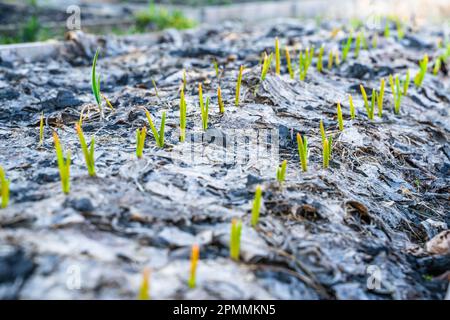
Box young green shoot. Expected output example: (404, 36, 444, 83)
(136, 127, 147, 159)
(0, 165, 10, 209)
(396, 19, 404, 40)
(323, 137, 331, 169)
(138, 268, 150, 300)
(414, 54, 428, 87)
(39, 112, 44, 146)
(334, 50, 340, 66)
(317, 45, 324, 72)
(384, 20, 390, 37)
(337, 102, 344, 131)
(389, 74, 403, 115)
(198, 84, 210, 131)
(275, 37, 281, 75)
(101, 93, 115, 111)
(349, 94, 355, 119)
(75, 123, 96, 177)
(145, 109, 166, 148)
(188, 244, 199, 289)
(433, 56, 441, 75)
(179, 87, 187, 142)
(230, 219, 242, 261)
(91, 48, 103, 118)
(260, 52, 273, 81)
(298, 48, 313, 81)
(53, 131, 70, 194)
(403, 69, 410, 95)
(251, 185, 262, 227)
(217, 86, 225, 114)
(328, 50, 333, 70)
(372, 33, 378, 49)
(276, 160, 287, 183)
(342, 33, 353, 61)
(360, 84, 375, 120)
(235, 65, 244, 106)
(296, 133, 308, 172)
(377, 78, 385, 118)
(152, 79, 160, 99)
(213, 59, 219, 78)
(285, 47, 294, 79)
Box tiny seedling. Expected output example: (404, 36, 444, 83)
(384, 20, 390, 37)
(372, 34, 378, 49)
(360, 84, 375, 120)
(136, 127, 147, 159)
(328, 50, 333, 69)
(334, 50, 340, 66)
(145, 109, 166, 148)
(198, 84, 210, 131)
(53, 131, 71, 194)
(275, 37, 281, 75)
(260, 52, 273, 81)
(377, 78, 385, 118)
(389, 74, 403, 115)
(39, 112, 44, 146)
(0, 165, 10, 209)
(213, 59, 219, 78)
(296, 133, 308, 172)
(403, 69, 410, 95)
(320, 120, 332, 169)
(235, 65, 244, 106)
(317, 45, 324, 72)
(152, 79, 160, 99)
(251, 185, 262, 227)
(285, 47, 294, 79)
(342, 33, 353, 61)
(179, 87, 187, 142)
(91, 48, 103, 118)
(396, 19, 404, 40)
(276, 160, 287, 183)
(138, 268, 150, 300)
(101, 93, 115, 111)
(217, 86, 225, 114)
(349, 94, 355, 119)
(298, 48, 313, 81)
(230, 218, 242, 261)
(433, 56, 441, 75)
(337, 102, 344, 131)
(188, 244, 199, 289)
(414, 54, 428, 87)
(75, 123, 96, 177)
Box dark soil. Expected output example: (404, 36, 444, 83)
(0, 19, 449, 299)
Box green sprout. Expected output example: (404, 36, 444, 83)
(372, 33, 378, 49)
(298, 48, 313, 81)
(317, 45, 324, 72)
(0, 165, 10, 209)
(414, 54, 428, 87)
(260, 52, 273, 81)
(53, 131, 70, 194)
(39, 112, 44, 146)
(337, 102, 344, 131)
(349, 94, 355, 119)
(296, 133, 308, 172)
(320, 120, 332, 169)
(403, 69, 410, 95)
(152, 79, 160, 99)
(276, 160, 287, 183)
(433, 56, 441, 75)
(145, 109, 166, 148)
(230, 218, 242, 261)
(342, 33, 353, 61)
(328, 50, 334, 69)
(179, 87, 187, 142)
(251, 185, 262, 227)
(355, 32, 361, 58)
(396, 19, 404, 40)
(198, 83, 209, 131)
(213, 59, 219, 78)
(285, 47, 294, 79)
(75, 123, 96, 177)
(101, 93, 115, 111)
(384, 20, 390, 37)
(235, 65, 244, 106)
(91, 48, 103, 118)
(360, 84, 375, 120)
(138, 268, 150, 300)
(389, 74, 403, 114)
(136, 127, 147, 159)
(188, 244, 199, 289)
(377, 78, 385, 118)
(275, 37, 281, 75)
(334, 50, 340, 66)
(218, 86, 225, 114)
